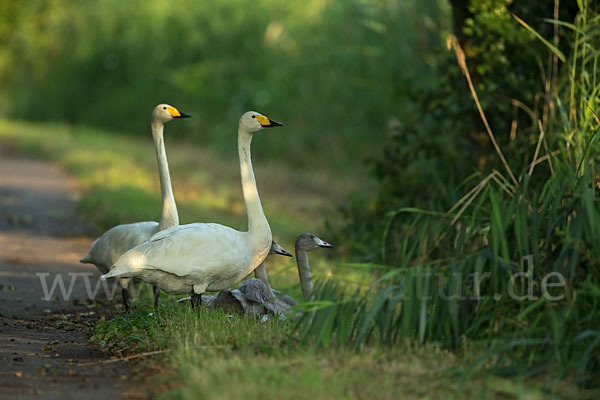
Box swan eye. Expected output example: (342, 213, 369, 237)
(163, 107, 167, 110)
(251, 115, 256, 118)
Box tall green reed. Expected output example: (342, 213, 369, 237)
(300, 3, 600, 387)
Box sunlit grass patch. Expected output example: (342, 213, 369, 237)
(166, 348, 456, 400)
(90, 297, 555, 400)
(167, 349, 560, 400)
(91, 301, 293, 352)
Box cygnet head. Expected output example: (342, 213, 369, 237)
(295, 233, 334, 252)
(239, 111, 284, 133)
(238, 278, 273, 302)
(152, 104, 192, 124)
(269, 240, 293, 257)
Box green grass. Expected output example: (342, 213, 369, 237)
(90, 299, 562, 400)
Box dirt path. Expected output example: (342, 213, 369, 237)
(0, 144, 139, 399)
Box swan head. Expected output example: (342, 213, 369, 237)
(295, 233, 334, 252)
(269, 240, 293, 257)
(239, 111, 284, 133)
(152, 104, 192, 124)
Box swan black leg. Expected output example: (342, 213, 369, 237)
(190, 293, 202, 309)
(122, 287, 130, 313)
(153, 286, 161, 309)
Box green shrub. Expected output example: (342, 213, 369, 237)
(303, 2, 600, 388)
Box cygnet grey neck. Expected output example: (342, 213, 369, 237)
(295, 244, 313, 299)
(253, 262, 274, 298)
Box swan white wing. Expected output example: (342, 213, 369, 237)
(109, 223, 250, 279)
(83, 221, 159, 271)
(146, 223, 197, 242)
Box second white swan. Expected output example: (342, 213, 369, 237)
(81, 104, 190, 310)
(101, 111, 284, 305)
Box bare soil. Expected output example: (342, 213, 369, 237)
(0, 143, 145, 399)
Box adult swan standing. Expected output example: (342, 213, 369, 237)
(81, 104, 191, 310)
(101, 111, 284, 306)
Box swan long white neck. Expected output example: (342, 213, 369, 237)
(238, 126, 271, 247)
(295, 247, 314, 299)
(152, 120, 179, 231)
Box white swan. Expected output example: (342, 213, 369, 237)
(80, 104, 190, 310)
(101, 111, 284, 305)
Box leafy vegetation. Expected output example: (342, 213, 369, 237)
(304, 0, 600, 392)
(337, 1, 581, 254)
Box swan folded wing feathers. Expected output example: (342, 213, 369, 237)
(104, 223, 258, 283)
(83, 221, 159, 271)
(146, 223, 197, 243)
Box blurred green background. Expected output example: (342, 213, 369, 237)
(0, 0, 448, 174)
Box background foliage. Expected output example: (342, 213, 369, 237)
(302, 0, 600, 390)
(0, 0, 447, 172)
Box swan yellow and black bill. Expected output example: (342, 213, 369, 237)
(167, 106, 192, 118)
(255, 115, 284, 127)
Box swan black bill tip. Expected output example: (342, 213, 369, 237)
(274, 248, 293, 257)
(263, 118, 284, 127)
(176, 112, 192, 118)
